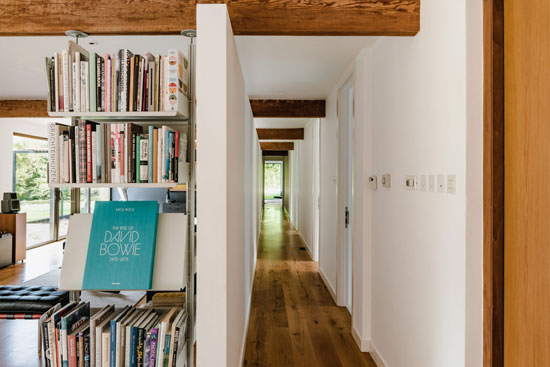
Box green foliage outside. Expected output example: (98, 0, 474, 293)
(264, 162, 282, 199)
(13, 137, 49, 202)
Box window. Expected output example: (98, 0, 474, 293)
(12, 134, 52, 247)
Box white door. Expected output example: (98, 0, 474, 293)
(337, 76, 354, 313)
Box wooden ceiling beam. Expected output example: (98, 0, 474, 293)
(260, 142, 294, 151)
(0, 0, 419, 36)
(251, 100, 326, 118)
(0, 100, 48, 118)
(257, 128, 304, 140)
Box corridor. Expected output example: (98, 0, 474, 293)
(244, 203, 375, 366)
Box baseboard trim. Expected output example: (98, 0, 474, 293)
(319, 268, 337, 303)
(239, 254, 257, 366)
(296, 231, 313, 260)
(351, 326, 370, 352)
(368, 341, 388, 367)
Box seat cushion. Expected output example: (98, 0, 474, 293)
(0, 286, 70, 314)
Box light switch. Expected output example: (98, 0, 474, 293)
(437, 174, 445, 193)
(382, 174, 391, 188)
(447, 174, 457, 194)
(369, 176, 377, 190)
(420, 175, 427, 192)
(405, 176, 418, 190)
(429, 175, 435, 192)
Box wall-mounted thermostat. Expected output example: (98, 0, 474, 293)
(381, 174, 391, 188)
(369, 176, 377, 190)
(405, 175, 418, 190)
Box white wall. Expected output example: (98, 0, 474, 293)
(0, 118, 62, 194)
(317, 1, 483, 366)
(296, 119, 315, 257)
(196, 5, 261, 367)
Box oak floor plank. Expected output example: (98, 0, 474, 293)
(244, 203, 374, 366)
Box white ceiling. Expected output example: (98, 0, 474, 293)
(235, 36, 378, 99)
(0, 35, 377, 101)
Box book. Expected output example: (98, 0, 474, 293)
(52, 302, 79, 367)
(110, 306, 132, 367)
(148, 127, 154, 183)
(61, 303, 90, 367)
(39, 303, 61, 366)
(89, 52, 97, 112)
(90, 306, 115, 367)
(139, 134, 149, 183)
(82, 201, 159, 290)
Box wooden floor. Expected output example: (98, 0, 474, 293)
(0, 241, 63, 367)
(244, 204, 375, 367)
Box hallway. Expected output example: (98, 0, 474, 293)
(244, 203, 375, 366)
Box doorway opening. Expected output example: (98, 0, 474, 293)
(264, 161, 283, 204)
(338, 76, 354, 313)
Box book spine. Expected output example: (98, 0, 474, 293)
(90, 53, 96, 112)
(130, 327, 138, 367)
(78, 333, 84, 367)
(48, 124, 58, 184)
(97, 124, 103, 183)
(109, 320, 117, 367)
(136, 328, 144, 367)
(135, 135, 141, 183)
(102, 333, 110, 367)
(81, 61, 87, 112)
(69, 126, 77, 184)
(100, 58, 105, 113)
(92, 131, 97, 183)
(53, 53, 60, 112)
(84, 61, 90, 112)
(68, 334, 76, 367)
(97, 57, 102, 112)
(129, 56, 135, 112)
(74, 52, 81, 112)
(105, 55, 111, 113)
(171, 329, 180, 367)
(48, 320, 58, 367)
(84, 333, 90, 367)
(149, 328, 158, 367)
(162, 334, 171, 367)
(78, 120, 87, 183)
(139, 136, 148, 183)
(121, 51, 127, 112)
(86, 123, 92, 183)
(165, 131, 170, 182)
(133, 56, 140, 112)
(131, 132, 137, 183)
(153, 129, 158, 183)
(119, 127, 125, 182)
(42, 319, 51, 367)
(148, 127, 154, 183)
(165, 49, 177, 112)
(137, 58, 143, 112)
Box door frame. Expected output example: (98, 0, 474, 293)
(336, 75, 355, 310)
(483, 0, 504, 366)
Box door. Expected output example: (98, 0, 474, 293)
(504, 0, 550, 365)
(338, 76, 354, 312)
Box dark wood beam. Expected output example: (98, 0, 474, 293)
(251, 100, 326, 118)
(0, 100, 48, 118)
(0, 1, 419, 36)
(262, 150, 288, 156)
(257, 128, 304, 140)
(260, 142, 294, 151)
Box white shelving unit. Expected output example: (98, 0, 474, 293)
(49, 182, 177, 189)
(46, 38, 197, 367)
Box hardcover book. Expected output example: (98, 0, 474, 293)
(82, 201, 159, 290)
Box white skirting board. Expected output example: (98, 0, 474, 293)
(59, 213, 188, 291)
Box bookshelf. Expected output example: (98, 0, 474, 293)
(47, 108, 189, 122)
(44, 36, 197, 367)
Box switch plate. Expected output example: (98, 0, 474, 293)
(437, 174, 445, 193)
(447, 174, 457, 194)
(405, 175, 418, 190)
(382, 174, 391, 188)
(429, 175, 435, 192)
(420, 175, 427, 192)
(369, 176, 377, 190)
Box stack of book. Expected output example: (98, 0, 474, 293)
(40, 302, 187, 367)
(48, 122, 187, 184)
(45, 41, 190, 114)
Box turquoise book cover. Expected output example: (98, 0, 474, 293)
(82, 201, 159, 290)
